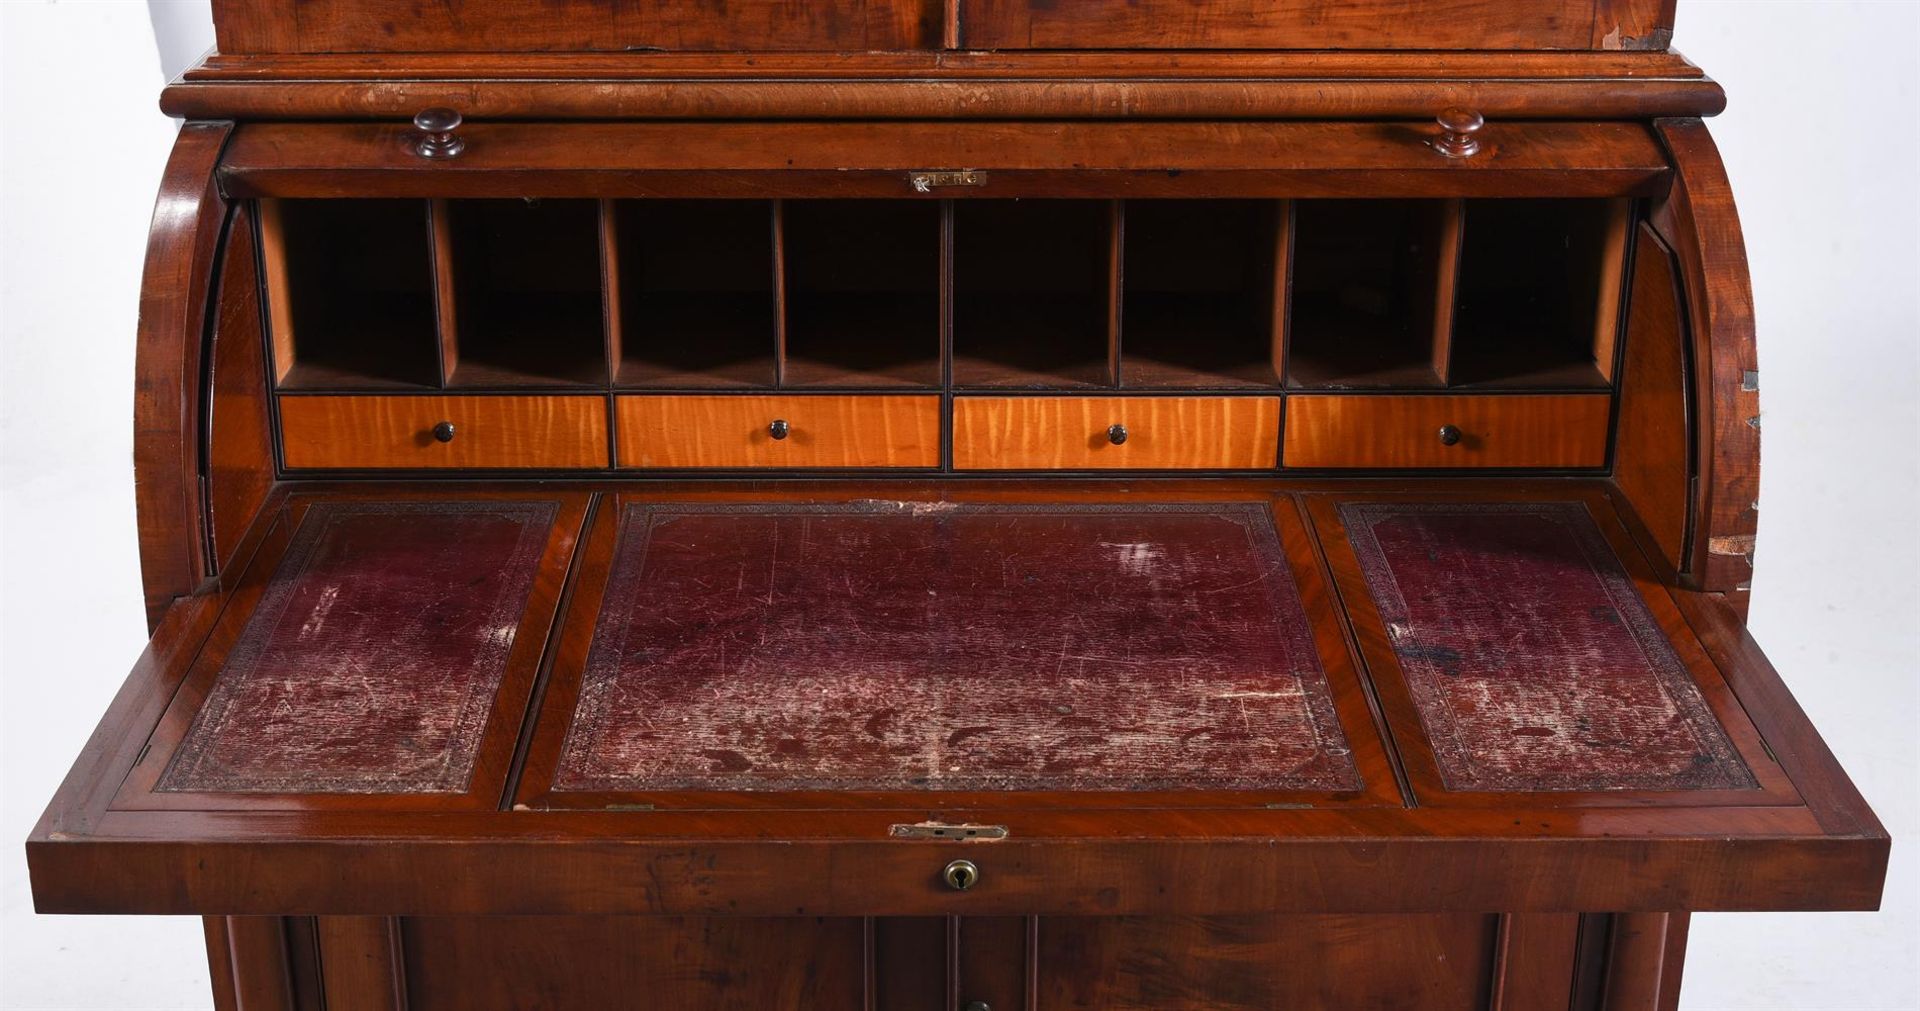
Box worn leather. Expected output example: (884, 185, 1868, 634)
(159, 500, 557, 794)
(555, 501, 1360, 793)
(1341, 501, 1753, 792)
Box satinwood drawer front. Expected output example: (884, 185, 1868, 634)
(953, 396, 1281, 470)
(1283, 393, 1610, 469)
(279, 395, 609, 469)
(615, 395, 941, 469)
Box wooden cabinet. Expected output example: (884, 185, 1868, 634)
(24, 0, 1884, 1008)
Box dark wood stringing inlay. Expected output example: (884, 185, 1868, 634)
(1339, 501, 1754, 792)
(158, 500, 558, 794)
(555, 501, 1360, 792)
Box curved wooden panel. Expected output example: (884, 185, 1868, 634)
(1651, 119, 1760, 602)
(1613, 222, 1693, 572)
(135, 122, 234, 630)
(205, 205, 276, 572)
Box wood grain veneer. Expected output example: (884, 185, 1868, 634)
(952, 396, 1280, 470)
(204, 205, 276, 573)
(279, 395, 609, 469)
(209, 0, 1666, 54)
(1652, 119, 1761, 600)
(615, 395, 941, 469)
(162, 51, 1728, 123)
(1613, 223, 1694, 572)
(1283, 393, 1610, 469)
(217, 121, 1672, 202)
(964, 0, 1672, 50)
(133, 122, 231, 629)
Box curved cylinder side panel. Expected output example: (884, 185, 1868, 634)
(134, 120, 235, 631)
(1650, 117, 1760, 606)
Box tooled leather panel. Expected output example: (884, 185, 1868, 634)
(158, 500, 557, 794)
(554, 501, 1360, 793)
(1340, 501, 1754, 792)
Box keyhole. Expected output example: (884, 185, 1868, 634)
(943, 859, 979, 891)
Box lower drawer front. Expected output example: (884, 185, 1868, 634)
(279, 395, 609, 469)
(616, 395, 941, 468)
(1283, 394, 1611, 469)
(953, 396, 1281, 470)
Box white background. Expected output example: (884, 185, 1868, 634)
(1, 1, 1914, 1007)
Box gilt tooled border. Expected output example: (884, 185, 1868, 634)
(554, 500, 1362, 793)
(157, 500, 557, 795)
(1340, 500, 1755, 793)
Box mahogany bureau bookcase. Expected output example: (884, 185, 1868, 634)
(27, 0, 1888, 1007)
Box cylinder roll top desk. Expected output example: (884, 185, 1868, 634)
(27, 0, 1888, 1007)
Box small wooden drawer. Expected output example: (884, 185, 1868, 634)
(953, 396, 1281, 470)
(279, 395, 609, 469)
(1283, 393, 1611, 469)
(615, 395, 941, 469)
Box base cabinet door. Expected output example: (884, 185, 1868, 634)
(252, 912, 1684, 1011)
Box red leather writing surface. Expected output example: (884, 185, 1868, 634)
(159, 501, 556, 794)
(1340, 502, 1753, 792)
(555, 502, 1360, 792)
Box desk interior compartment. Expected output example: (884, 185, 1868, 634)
(953, 200, 1115, 389)
(611, 199, 779, 389)
(1285, 199, 1451, 390)
(1120, 200, 1284, 389)
(1448, 198, 1630, 389)
(261, 198, 442, 390)
(780, 200, 942, 388)
(441, 198, 608, 388)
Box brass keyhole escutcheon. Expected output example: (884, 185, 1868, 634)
(943, 859, 979, 891)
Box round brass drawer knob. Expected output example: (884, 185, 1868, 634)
(1107, 423, 1128, 446)
(769, 419, 791, 440)
(432, 421, 457, 443)
(943, 859, 980, 891)
(1437, 424, 1462, 447)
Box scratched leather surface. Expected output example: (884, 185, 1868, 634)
(1341, 502, 1754, 792)
(159, 500, 557, 794)
(554, 501, 1360, 792)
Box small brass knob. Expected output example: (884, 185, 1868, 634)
(768, 419, 790, 441)
(943, 859, 979, 891)
(1437, 424, 1462, 447)
(1106, 423, 1128, 446)
(432, 421, 457, 443)
(413, 108, 465, 159)
(1434, 108, 1484, 159)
